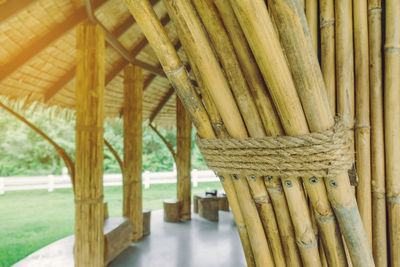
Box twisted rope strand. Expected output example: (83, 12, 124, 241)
(196, 120, 353, 178)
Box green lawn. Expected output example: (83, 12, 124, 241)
(0, 182, 222, 267)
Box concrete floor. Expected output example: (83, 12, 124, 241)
(14, 210, 246, 267)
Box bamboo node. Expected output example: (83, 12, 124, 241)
(319, 19, 335, 29)
(165, 65, 185, 78)
(196, 120, 353, 179)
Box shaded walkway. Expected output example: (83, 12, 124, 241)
(14, 210, 246, 267)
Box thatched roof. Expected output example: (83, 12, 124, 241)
(0, 0, 189, 126)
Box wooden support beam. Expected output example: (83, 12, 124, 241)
(74, 22, 105, 267)
(0, 1, 107, 84)
(176, 97, 192, 220)
(0, 101, 75, 191)
(0, 0, 37, 24)
(44, 14, 170, 103)
(123, 64, 143, 241)
(149, 123, 177, 161)
(149, 87, 174, 123)
(104, 139, 124, 172)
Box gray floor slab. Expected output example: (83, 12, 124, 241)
(14, 210, 246, 267)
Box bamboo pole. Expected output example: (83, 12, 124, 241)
(229, 1, 324, 266)
(192, 2, 285, 266)
(319, 0, 336, 114)
(161, 1, 275, 266)
(176, 97, 192, 221)
(123, 1, 256, 266)
(385, 1, 400, 265)
(123, 64, 143, 241)
(306, 0, 319, 54)
(188, 53, 256, 267)
(212, 2, 300, 265)
(74, 22, 105, 267)
(368, 1, 387, 266)
(213, 0, 283, 137)
(265, 1, 373, 266)
(354, 0, 372, 247)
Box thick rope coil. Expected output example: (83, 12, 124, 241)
(196, 120, 353, 179)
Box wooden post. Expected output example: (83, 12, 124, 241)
(176, 97, 192, 220)
(74, 22, 105, 267)
(123, 64, 144, 241)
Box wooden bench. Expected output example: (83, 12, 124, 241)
(104, 217, 132, 265)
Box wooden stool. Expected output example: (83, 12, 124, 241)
(142, 209, 151, 235)
(163, 199, 181, 222)
(198, 197, 219, 221)
(104, 217, 132, 265)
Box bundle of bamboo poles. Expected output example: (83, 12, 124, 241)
(124, 0, 399, 266)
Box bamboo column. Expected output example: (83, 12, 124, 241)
(368, 1, 387, 266)
(161, 1, 275, 266)
(74, 22, 105, 267)
(213, 2, 301, 266)
(354, 0, 372, 247)
(123, 64, 144, 241)
(385, 1, 400, 265)
(176, 97, 192, 221)
(188, 51, 256, 267)
(267, 0, 373, 266)
(232, 0, 374, 265)
(192, 1, 285, 266)
(229, 1, 323, 266)
(319, 0, 335, 114)
(122, 2, 256, 266)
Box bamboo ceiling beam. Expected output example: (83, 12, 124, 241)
(44, 13, 170, 104)
(0, 0, 108, 84)
(0, 0, 37, 24)
(149, 87, 174, 123)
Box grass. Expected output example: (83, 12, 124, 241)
(0, 182, 222, 267)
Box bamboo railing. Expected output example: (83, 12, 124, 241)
(123, 0, 399, 266)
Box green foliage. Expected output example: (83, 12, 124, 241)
(0, 107, 207, 177)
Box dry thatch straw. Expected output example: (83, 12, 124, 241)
(368, 1, 387, 266)
(385, 1, 400, 266)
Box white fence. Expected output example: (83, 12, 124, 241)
(0, 169, 219, 194)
